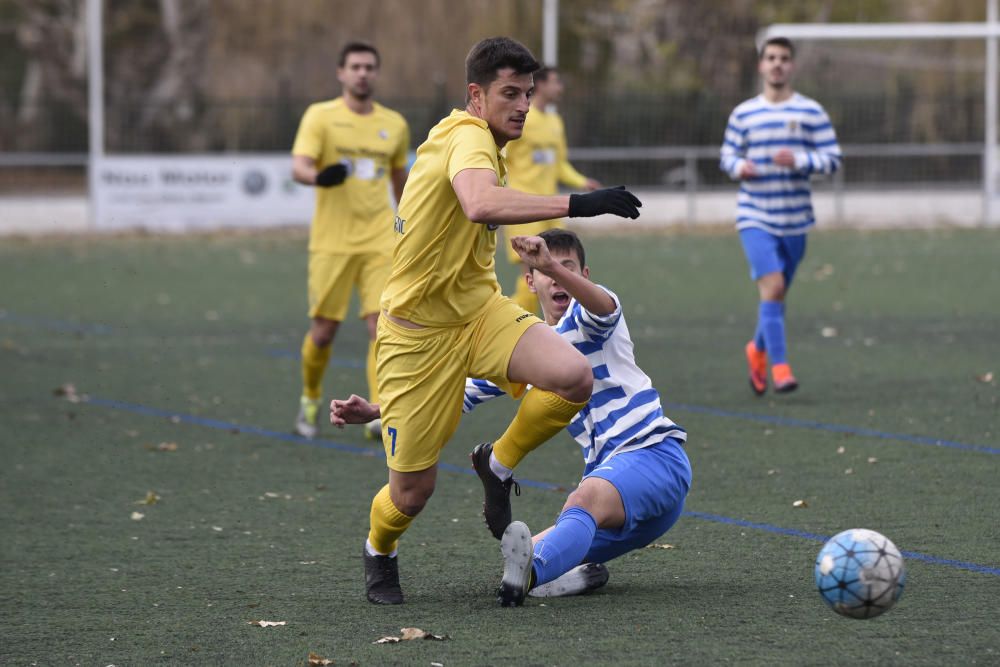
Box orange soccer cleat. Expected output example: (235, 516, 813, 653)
(772, 362, 799, 393)
(745, 341, 768, 396)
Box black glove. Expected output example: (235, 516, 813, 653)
(315, 163, 348, 187)
(568, 185, 641, 219)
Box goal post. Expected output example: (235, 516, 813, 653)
(758, 1, 1000, 226)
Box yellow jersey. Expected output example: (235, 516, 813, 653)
(381, 110, 506, 327)
(292, 98, 410, 255)
(505, 106, 587, 197)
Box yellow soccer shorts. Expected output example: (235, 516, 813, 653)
(307, 251, 391, 321)
(504, 218, 567, 265)
(374, 291, 541, 472)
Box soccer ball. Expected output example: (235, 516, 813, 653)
(814, 528, 906, 619)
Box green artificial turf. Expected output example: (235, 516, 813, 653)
(1, 227, 998, 665)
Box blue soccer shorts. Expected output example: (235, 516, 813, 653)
(581, 437, 692, 564)
(739, 227, 808, 286)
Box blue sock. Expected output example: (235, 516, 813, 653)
(753, 320, 766, 351)
(531, 506, 598, 587)
(758, 300, 787, 364)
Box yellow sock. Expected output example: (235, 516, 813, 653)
(301, 332, 331, 401)
(366, 340, 379, 404)
(367, 484, 414, 555)
(492, 389, 588, 469)
(512, 274, 540, 314)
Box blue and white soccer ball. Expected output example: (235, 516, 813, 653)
(814, 528, 906, 619)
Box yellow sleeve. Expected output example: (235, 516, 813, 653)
(291, 105, 323, 158)
(391, 118, 411, 170)
(554, 115, 588, 189)
(447, 123, 498, 182)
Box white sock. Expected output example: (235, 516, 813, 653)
(489, 452, 513, 481)
(365, 539, 397, 559)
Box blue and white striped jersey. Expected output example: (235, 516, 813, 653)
(720, 92, 842, 236)
(463, 286, 686, 476)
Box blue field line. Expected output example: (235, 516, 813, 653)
(265, 348, 365, 368)
(667, 402, 1000, 455)
(83, 396, 380, 458)
(0, 310, 113, 335)
(683, 511, 1000, 577)
(80, 395, 999, 578)
(266, 352, 999, 455)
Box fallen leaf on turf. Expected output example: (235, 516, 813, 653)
(248, 620, 286, 627)
(130, 511, 145, 521)
(836, 446, 846, 454)
(844, 468, 854, 475)
(867, 457, 878, 464)
(307, 652, 334, 666)
(144, 442, 178, 452)
(814, 264, 835, 280)
(646, 543, 675, 550)
(135, 491, 160, 505)
(820, 327, 838, 338)
(767, 468, 780, 475)
(53, 383, 83, 403)
(792, 500, 808, 508)
(373, 627, 450, 644)
(976, 372, 994, 383)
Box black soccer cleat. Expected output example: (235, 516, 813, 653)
(497, 521, 535, 607)
(470, 442, 520, 540)
(363, 547, 404, 605)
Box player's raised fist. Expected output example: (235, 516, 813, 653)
(510, 235, 553, 271)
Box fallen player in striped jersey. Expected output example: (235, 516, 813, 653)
(331, 229, 691, 605)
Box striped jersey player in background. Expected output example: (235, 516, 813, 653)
(503, 66, 601, 315)
(330, 229, 691, 606)
(720, 36, 842, 396)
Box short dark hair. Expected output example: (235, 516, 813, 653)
(538, 228, 586, 269)
(465, 37, 540, 95)
(339, 41, 380, 68)
(759, 36, 794, 60)
(534, 66, 558, 83)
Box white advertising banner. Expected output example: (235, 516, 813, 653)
(92, 154, 314, 230)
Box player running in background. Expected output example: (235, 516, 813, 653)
(361, 37, 642, 605)
(503, 66, 600, 314)
(331, 229, 690, 606)
(720, 37, 842, 395)
(290, 41, 409, 440)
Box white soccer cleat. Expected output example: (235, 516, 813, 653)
(497, 521, 534, 607)
(294, 396, 321, 439)
(364, 418, 382, 441)
(529, 562, 609, 598)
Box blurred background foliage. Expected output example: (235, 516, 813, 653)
(0, 0, 990, 155)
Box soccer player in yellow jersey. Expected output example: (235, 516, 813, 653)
(290, 42, 409, 440)
(504, 66, 600, 314)
(361, 36, 641, 605)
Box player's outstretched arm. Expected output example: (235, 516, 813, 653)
(332, 379, 496, 429)
(329, 394, 380, 427)
(453, 169, 640, 225)
(511, 236, 616, 317)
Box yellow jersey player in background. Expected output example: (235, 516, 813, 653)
(504, 66, 600, 314)
(290, 41, 409, 440)
(362, 36, 641, 606)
